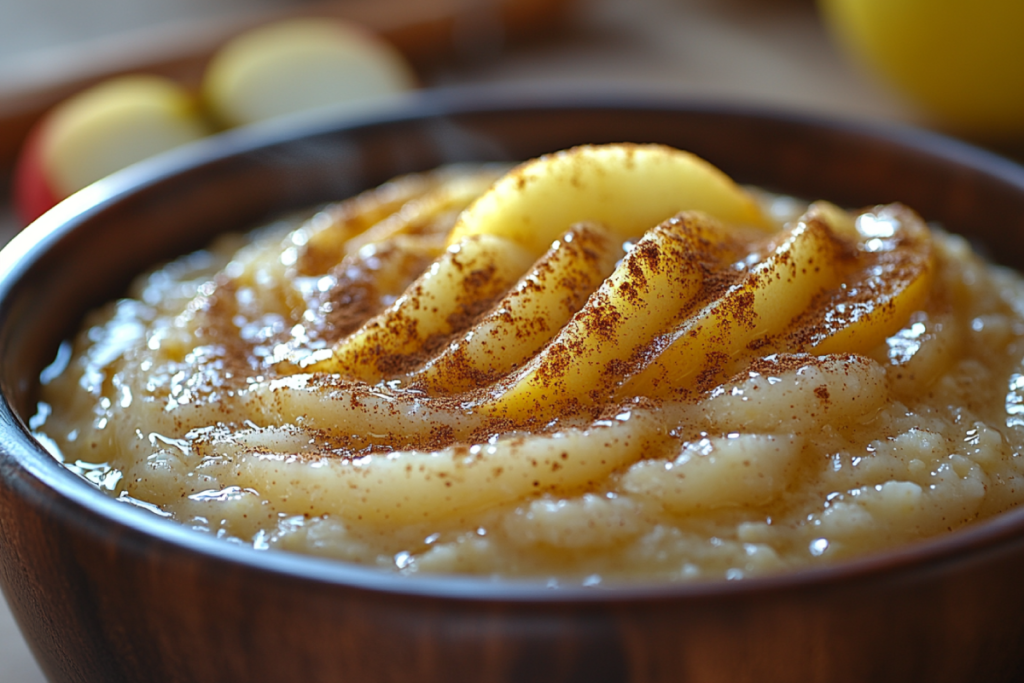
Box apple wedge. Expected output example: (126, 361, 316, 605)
(446, 143, 772, 256)
(13, 75, 209, 225)
(203, 17, 417, 128)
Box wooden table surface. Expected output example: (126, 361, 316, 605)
(0, 0, 978, 679)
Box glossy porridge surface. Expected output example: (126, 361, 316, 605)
(32, 144, 1024, 583)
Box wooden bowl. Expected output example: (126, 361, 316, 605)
(2, 91, 1024, 683)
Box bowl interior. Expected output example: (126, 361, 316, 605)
(4, 93, 1024, 591)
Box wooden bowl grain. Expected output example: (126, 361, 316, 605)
(2, 91, 1024, 683)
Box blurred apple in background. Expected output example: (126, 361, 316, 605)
(13, 75, 208, 225)
(13, 18, 417, 226)
(203, 18, 417, 128)
(818, 0, 1024, 141)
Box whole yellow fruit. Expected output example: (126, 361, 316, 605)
(819, 0, 1024, 139)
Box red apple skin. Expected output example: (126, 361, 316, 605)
(13, 120, 61, 226)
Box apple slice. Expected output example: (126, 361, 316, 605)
(302, 233, 536, 382)
(13, 75, 209, 225)
(480, 212, 741, 421)
(618, 213, 850, 398)
(202, 18, 417, 128)
(446, 143, 773, 257)
(408, 222, 622, 393)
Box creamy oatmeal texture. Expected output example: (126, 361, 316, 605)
(33, 143, 1024, 583)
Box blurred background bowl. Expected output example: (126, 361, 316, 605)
(2, 91, 1024, 683)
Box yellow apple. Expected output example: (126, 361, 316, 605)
(14, 75, 209, 224)
(202, 18, 417, 128)
(819, 0, 1024, 139)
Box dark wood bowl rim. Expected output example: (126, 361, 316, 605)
(3, 86, 1024, 604)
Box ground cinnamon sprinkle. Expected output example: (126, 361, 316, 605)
(280, 194, 920, 437)
(43, 149, 1018, 583)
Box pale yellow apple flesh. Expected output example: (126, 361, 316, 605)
(446, 143, 772, 257)
(40, 75, 209, 198)
(203, 18, 417, 128)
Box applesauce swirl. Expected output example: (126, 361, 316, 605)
(32, 144, 1024, 582)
